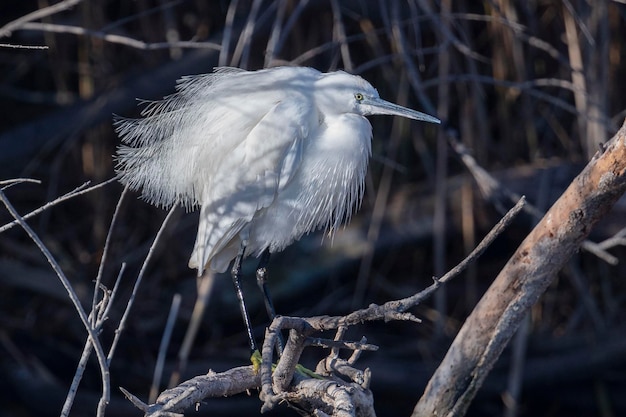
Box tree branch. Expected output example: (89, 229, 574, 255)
(121, 195, 525, 416)
(413, 121, 626, 417)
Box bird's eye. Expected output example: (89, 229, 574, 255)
(354, 93, 364, 101)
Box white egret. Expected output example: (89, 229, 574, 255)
(115, 66, 440, 350)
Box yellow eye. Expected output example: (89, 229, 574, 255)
(355, 93, 364, 101)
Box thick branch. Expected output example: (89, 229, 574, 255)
(134, 366, 260, 417)
(413, 121, 626, 417)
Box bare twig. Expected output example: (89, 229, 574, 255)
(0, 43, 48, 49)
(100, 263, 127, 322)
(264, 0, 288, 67)
(150, 294, 182, 403)
(91, 185, 128, 324)
(229, 0, 263, 68)
(119, 387, 149, 412)
(307, 337, 378, 352)
(62, 262, 125, 417)
(596, 226, 626, 250)
(218, 0, 239, 66)
(330, 0, 353, 72)
(168, 270, 216, 388)
(107, 205, 178, 363)
(16, 22, 221, 50)
(59, 185, 129, 416)
(0, 189, 111, 417)
(62, 285, 110, 417)
(369, 196, 526, 314)
(0, 178, 117, 234)
(0, 0, 84, 38)
(0, 178, 41, 189)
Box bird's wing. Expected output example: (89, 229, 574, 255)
(115, 68, 255, 209)
(188, 98, 312, 273)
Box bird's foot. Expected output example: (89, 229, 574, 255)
(251, 349, 263, 374)
(295, 364, 324, 379)
(251, 350, 323, 379)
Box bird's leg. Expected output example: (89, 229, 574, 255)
(256, 249, 284, 356)
(231, 245, 257, 353)
(256, 249, 276, 320)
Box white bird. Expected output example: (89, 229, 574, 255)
(115, 66, 439, 349)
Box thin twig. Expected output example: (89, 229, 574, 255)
(107, 205, 178, 364)
(168, 269, 215, 388)
(230, 0, 263, 67)
(0, 190, 111, 417)
(330, 0, 353, 72)
(0, 0, 84, 38)
(357, 196, 526, 319)
(596, 226, 626, 250)
(306, 337, 378, 352)
(0, 43, 48, 49)
(62, 187, 129, 416)
(150, 294, 182, 403)
(62, 324, 101, 417)
(264, 0, 288, 67)
(17, 22, 221, 50)
(101, 263, 127, 323)
(218, 0, 239, 66)
(119, 387, 148, 412)
(0, 178, 41, 189)
(0, 178, 117, 234)
(91, 185, 128, 325)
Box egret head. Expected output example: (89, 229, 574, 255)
(313, 71, 377, 116)
(313, 71, 440, 124)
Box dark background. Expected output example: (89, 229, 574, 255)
(1, 1, 626, 416)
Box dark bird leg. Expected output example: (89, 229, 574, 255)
(256, 249, 284, 355)
(256, 249, 276, 320)
(231, 245, 257, 353)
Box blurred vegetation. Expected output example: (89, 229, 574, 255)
(1, 1, 625, 416)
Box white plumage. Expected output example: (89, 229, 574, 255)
(115, 66, 439, 274)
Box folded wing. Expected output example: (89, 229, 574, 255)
(189, 98, 312, 273)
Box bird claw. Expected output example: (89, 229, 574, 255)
(251, 349, 263, 374)
(252, 348, 322, 380)
(295, 363, 324, 379)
